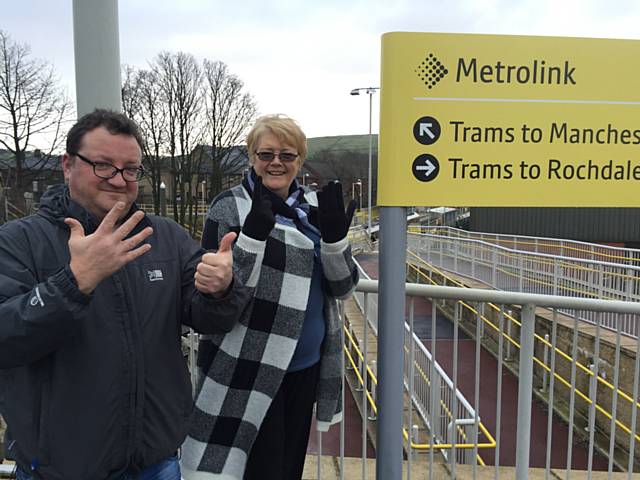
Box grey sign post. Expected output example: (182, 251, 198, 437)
(376, 206, 407, 479)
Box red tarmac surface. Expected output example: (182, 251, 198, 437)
(308, 389, 376, 458)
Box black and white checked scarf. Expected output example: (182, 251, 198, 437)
(181, 175, 358, 479)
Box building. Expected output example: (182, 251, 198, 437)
(470, 207, 640, 247)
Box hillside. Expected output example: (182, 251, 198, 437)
(307, 134, 378, 158)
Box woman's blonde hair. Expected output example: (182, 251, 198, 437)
(246, 114, 308, 164)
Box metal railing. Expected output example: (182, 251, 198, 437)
(348, 225, 374, 254)
(2, 198, 27, 223)
(344, 262, 495, 471)
(339, 279, 640, 479)
(408, 232, 640, 338)
(411, 225, 640, 266)
(137, 203, 210, 216)
(407, 256, 640, 472)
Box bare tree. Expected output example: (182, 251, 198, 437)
(154, 51, 205, 230)
(121, 64, 142, 120)
(202, 60, 257, 197)
(122, 55, 256, 232)
(122, 65, 168, 214)
(0, 30, 73, 208)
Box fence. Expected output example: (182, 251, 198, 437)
(345, 262, 493, 474)
(408, 232, 640, 338)
(335, 278, 640, 479)
(411, 226, 640, 266)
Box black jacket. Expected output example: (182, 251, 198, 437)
(0, 185, 247, 479)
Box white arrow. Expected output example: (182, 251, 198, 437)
(416, 159, 436, 177)
(419, 122, 435, 139)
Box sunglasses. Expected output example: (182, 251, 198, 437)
(254, 151, 299, 163)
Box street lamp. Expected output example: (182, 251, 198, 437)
(159, 181, 167, 217)
(350, 87, 379, 235)
(200, 180, 207, 230)
(351, 179, 362, 211)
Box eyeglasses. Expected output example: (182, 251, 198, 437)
(254, 151, 299, 163)
(73, 152, 145, 182)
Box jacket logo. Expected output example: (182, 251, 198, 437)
(29, 287, 45, 307)
(147, 269, 164, 282)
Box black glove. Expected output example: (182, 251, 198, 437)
(317, 181, 356, 243)
(242, 176, 275, 241)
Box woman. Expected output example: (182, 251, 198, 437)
(181, 114, 358, 480)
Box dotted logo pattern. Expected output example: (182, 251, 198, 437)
(415, 53, 448, 90)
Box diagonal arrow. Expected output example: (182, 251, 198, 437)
(419, 122, 435, 139)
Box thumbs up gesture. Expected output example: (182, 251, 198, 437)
(195, 231, 237, 296)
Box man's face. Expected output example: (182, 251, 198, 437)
(62, 127, 142, 221)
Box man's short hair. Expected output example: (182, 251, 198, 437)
(66, 109, 144, 154)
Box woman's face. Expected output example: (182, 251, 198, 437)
(251, 132, 301, 199)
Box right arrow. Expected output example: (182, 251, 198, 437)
(416, 159, 436, 177)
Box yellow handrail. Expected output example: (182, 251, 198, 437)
(343, 315, 496, 466)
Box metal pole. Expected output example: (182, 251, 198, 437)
(159, 182, 167, 217)
(407, 299, 415, 480)
(376, 207, 407, 480)
(515, 303, 536, 478)
(201, 181, 206, 231)
(72, 0, 122, 115)
(189, 331, 196, 395)
(316, 429, 322, 479)
(362, 293, 369, 480)
(367, 91, 373, 236)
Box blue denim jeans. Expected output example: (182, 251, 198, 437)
(16, 455, 180, 480)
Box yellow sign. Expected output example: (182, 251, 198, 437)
(378, 32, 640, 207)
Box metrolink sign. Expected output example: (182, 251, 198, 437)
(378, 32, 640, 207)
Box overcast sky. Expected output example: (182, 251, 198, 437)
(4, 0, 640, 144)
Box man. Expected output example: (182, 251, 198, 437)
(0, 109, 246, 479)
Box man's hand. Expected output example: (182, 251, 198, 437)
(195, 231, 237, 297)
(66, 202, 154, 294)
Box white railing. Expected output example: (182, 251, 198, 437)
(349, 260, 482, 470)
(402, 320, 485, 466)
(414, 225, 640, 266)
(2, 198, 27, 223)
(408, 232, 640, 338)
(348, 225, 373, 254)
(333, 280, 640, 479)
